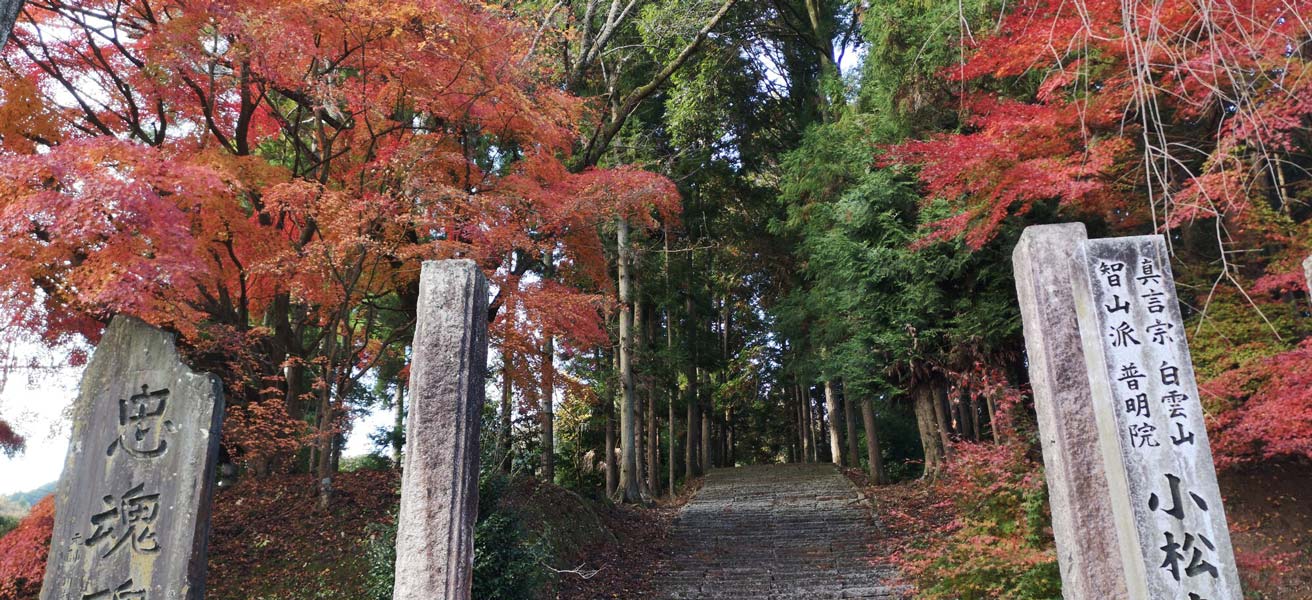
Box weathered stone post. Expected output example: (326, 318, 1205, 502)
(40, 316, 224, 600)
(0, 0, 23, 48)
(1072, 235, 1241, 599)
(393, 260, 489, 600)
(1013, 223, 1129, 599)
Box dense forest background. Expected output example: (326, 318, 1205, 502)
(0, 0, 1310, 597)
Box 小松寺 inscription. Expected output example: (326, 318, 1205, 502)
(40, 317, 224, 600)
(1074, 235, 1241, 599)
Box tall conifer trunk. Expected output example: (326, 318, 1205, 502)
(860, 397, 887, 484)
(699, 368, 711, 471)
(797, 380, 808, 459)
(393, 383, 405, 470)
(645, 306, 658, 493)
(969, 393, 982, 442)
(843, 383, 858, 468)
(615, 218, 642, 503)
(541, 335, 555, 483)
(932, 383, 953, 456)
(669, 388, 678, 495)
(497, 350, 512, 473)
(606, 346, 618, 496)
(632, 293, 651, 498)
(794, 386, 805, 463)
(824, 380, 843, 466)
(685, 293, 700, 478)
(913, 383, 943, 479)
(725, 407, 735, 466)
(646, 392, 658, 492)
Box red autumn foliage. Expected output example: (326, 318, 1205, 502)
(1201, 339, 1312, 468)
(889, 0, 1312, 248)
(888, 0, 1312, 469)
(0, 0, 680, 467)
(206, 470, 399, 600)
(887, 437, 1060, 598)
(0, 495, 53, 600)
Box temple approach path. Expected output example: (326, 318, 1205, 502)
(656, 463, 903, 599)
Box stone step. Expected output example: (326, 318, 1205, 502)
(654, 464, 907, 599)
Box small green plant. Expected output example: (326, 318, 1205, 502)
(361, 472, 547, 600)
(340, 453, 393, 473)
(898, 441, 1062, 599)
(0, 515, 18, 539)
(362, 519, 396, 600)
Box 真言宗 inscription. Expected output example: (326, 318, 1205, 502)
(40, 317, 224, 600)
(1073, 235, 1241, 600)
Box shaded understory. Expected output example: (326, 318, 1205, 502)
(205, 469, 681, 600)
(847, 460, 1312, 600)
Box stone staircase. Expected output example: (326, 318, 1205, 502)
(656, 463, 904, 599)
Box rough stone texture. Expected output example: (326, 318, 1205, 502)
(1012, 223, 1130, 599)
(393, 260, 489, 600)
(1073, 235, 1241, 599)
(40, 317, 224, 600)
(0, 0, 22, 49)
(657, 464, 902, 599)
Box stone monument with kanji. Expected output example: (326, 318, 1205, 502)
(40, 317, 225, 600)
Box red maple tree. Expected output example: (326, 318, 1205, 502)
(887, 0, 1312, 466)
(0, 495, 52, 600)
(0, 0, 678, 473)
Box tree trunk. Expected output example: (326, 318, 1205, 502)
(646, 385, 658, 494)
(843, 384, 859, 468)
(394, 382, 406, 470)
(986, 393, 1001, 443)
(605, 394, 617, 497)
(793, 385, 804, 463)
(619, 277, 645, 501)
(497, 350, 512, 473)
(315, 357, 337, 508)
(913, 384, 943, 479)
(725, 407, 734, 466)
(635, 387, 647, 494)
(824, 380, 843, 466)
(686, 388, 699, 478)
(614, 218, 641, 503)
(969, 393, 983, 442)
(685, 293, 701, 478)
(932, 382, 953, 456)
(797, 380, 808, 459)
(663, 231, 676, 495)
(643, 304, 658, 494)
(541, 335, 556, 483)
(699, 368, 711, 472)
(949, 396, 963, 441)
(860, 397, 887, 484)
(669, 388, 678, 495)
(960, 391, 981, 441)
(711, 416, 721, 468)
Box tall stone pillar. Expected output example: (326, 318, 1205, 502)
(1013, 223, 1129, 599)
(393, 260, 489, 600)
